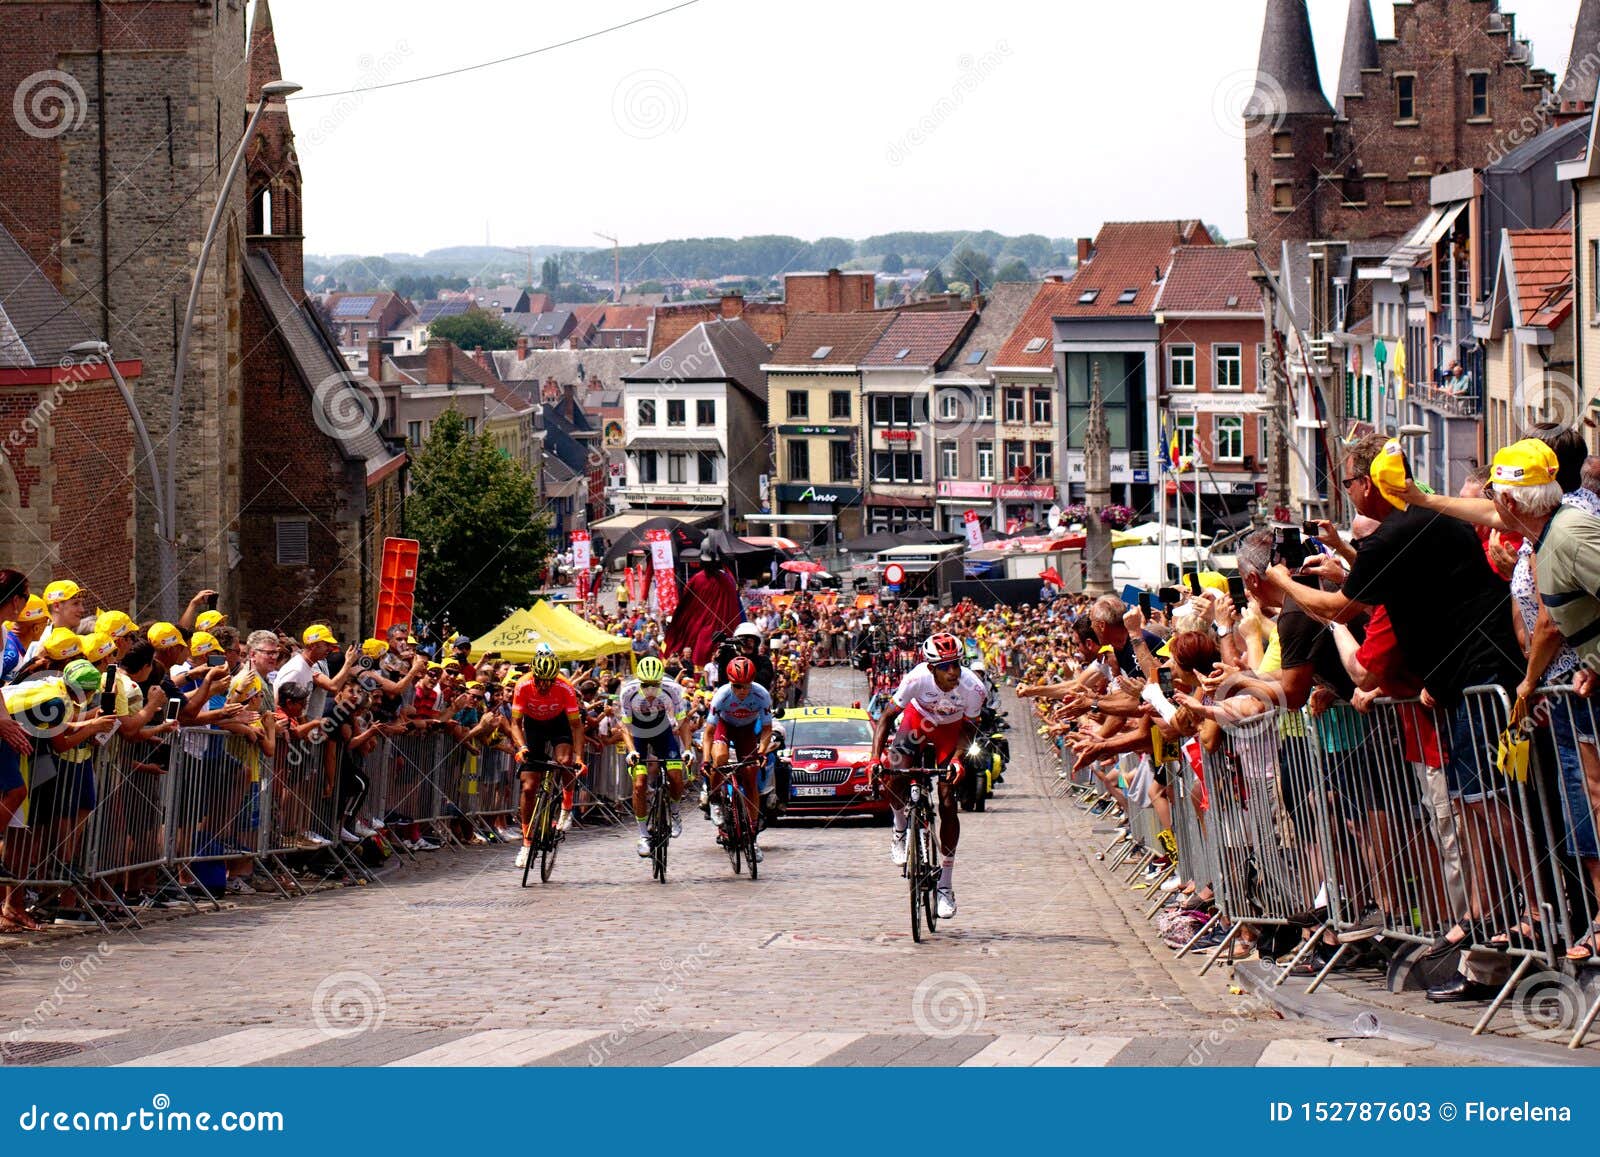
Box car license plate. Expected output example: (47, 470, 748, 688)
(793, 785, 835, 798)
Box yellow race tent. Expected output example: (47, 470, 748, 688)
(469, 600, 631, 663)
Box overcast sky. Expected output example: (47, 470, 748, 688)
(269, 0, 1582, 257)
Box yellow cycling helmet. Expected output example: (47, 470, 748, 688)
(531, 654, 560, 681)
(636, 656, 665, 684)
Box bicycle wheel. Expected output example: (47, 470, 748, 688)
(921, 821, 939, 933)
(650, 785, 669, 884)
(745, 800, 759, 882)
(538, 784, 561, 883)
(519, 795, 540, 889)
(908, 812, 924, 943)
(726, 790, 744, 876)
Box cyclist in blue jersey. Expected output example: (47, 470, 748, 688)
(702, 657, 774, 861)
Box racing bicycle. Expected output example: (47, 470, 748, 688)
(520, 758, 577, 886)
(872, 758, 956, 943)
(714, 755, 764, 880)
(636, 753, 682, 884)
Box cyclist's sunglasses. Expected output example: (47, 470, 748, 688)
(928, 659, 960, 672)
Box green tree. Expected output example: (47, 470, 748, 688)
(918, 266, 948, 296)
(949, 246, 994, 291)
(880, 252, 904, 274)
(408, 408, 548, 637)
(995, 258, 1031, 282)
(634, 279, 667, 294)
(428, 307, 522, 350)
(540, 256, 561, 296)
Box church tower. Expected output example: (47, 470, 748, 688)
(1243, 0, 1333, 245)
(246, 0, 305, 301)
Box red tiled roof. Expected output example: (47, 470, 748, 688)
(1506, 228, 1573, 330)
(992, 282, 1080, 369)
(1154, 246, 1262, 314)
(859, 310, 976, 368)
(767, 311, 898, 366)
(599, 304, 651, 332)
(1052, 221, 1213, 319)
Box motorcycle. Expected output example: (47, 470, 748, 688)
(957, 706, 1009, 812)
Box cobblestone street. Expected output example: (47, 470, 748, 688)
(1, 666, 1435, 1067)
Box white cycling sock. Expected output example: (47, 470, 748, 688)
(636, 819, 648, 836)
(891, 807, 908, 835)
(940, 857, 955, 889)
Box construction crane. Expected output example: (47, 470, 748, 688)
(510, 247, 537, 292)
(594, 231, 620, 303)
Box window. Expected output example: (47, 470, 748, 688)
(978, 390, 994, 419)
(1271, 130, 1292, 157)
(893, 395, 912, 425)
(1592, 241, 1600, 318)
(667, 398, 686, 426)
(787, 440, 809, 479)
(275, 518, 309, 566)
(696, 399, 715, 426)
(1116, 288, 1138, 304)
(787, 390, 809, 420)
(697, 450, 718, 484)
(976, 442, 994, 481)
(1077, 290, 1099, 304)
(939, 391, 960, 421)
(464, 417, 476, 435)
(1032, 441, 1053, 480)
(637, 398, 656, 426)
(1031, 389, 1052, 425)
(1063, 352, 1143, 452)
(939, 441, 958, 479)
(1174, 414, 1195, 461)
(810, 345, 833, 359)
(1168, 344, 1196, 390)
(1272, 182, 1294, 211)
(1004, 440, 1027, 478)
(893, 348, 912, 361)
(830, 440, 854, 483)
(406, 420, 422, 445)
(1004, 388, 1025, 423)
(870, 451, 921, 483)
(965, 348, 986, 365)
(636, 451, 658, 484)
(829, 390, 851, 420)
(1396, 74, 1416, 121)
(870, 395, 912, 426)
(871, 451, 892, 482)
(1469, 73, 1488, 118)
(668, 452, 687, 484)
(1023, 337, 1048, 354)
(1216, 415, 1243, 461)
(1215, 344, 1243, 391)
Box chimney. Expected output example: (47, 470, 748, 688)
(825, 268, 842, 312)
(719, 292, 745, 319)
(426, 339, 453, 386)
(473, 345, 490, 372)
(516, 335, 529, 361)
(1077, 238, 1093, 265)
(367, 339, 384, 382)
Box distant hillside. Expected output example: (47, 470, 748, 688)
(306, 231, 1077, 295)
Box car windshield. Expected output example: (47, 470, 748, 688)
(788, 718, 873, 748)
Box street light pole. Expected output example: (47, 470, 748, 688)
(165, 78, 300, 618)
(67, 342, 170, 585)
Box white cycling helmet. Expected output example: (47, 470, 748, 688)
(733, 623, 763, 641)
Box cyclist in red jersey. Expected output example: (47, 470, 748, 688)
(868, 632, 985, 919)
(507, 652, 586, 869)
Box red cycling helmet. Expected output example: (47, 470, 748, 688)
(922, 632, 962, 664)
(726, 656, 756, 685)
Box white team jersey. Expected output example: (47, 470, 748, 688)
(618, 677, 686, 725)
(892, 663, 986, 727)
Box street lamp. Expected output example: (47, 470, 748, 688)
(165, 78, 300, 617)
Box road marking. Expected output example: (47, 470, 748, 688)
(670, 1030, 862, 1066)
(961, 1033, 1130, 1067)
(10, 1029, 125, 1042)
(386, 1029, 605, 1067)
(116, 1027, 332, 1067)
(1256, 1039, 1400, 1067)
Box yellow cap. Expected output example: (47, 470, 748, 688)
(18, 595, 47, 624)
(79, 631, 117, 663)
(466, 680, 484, 690)
(427, 661, 444, 671)
(1198, 572, 1228, 596)
(195, 609, 225, 633)
(1369, 438, 1411, 511)
(42, 627, 84, 661)
(189, 630, 220, 658)
(232, 670, 265, 699)
(44, 579, 82, 605)
(360, 638, 389, 660)
(147, 622, 184, 649)
(1491, 439, 1560, 488)
(95, 609, 138, 639)
(1155, 641, 1172, 658)
(302, 624, 338, 647)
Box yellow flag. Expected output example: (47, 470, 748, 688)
(1393, 342, 1407, 401)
